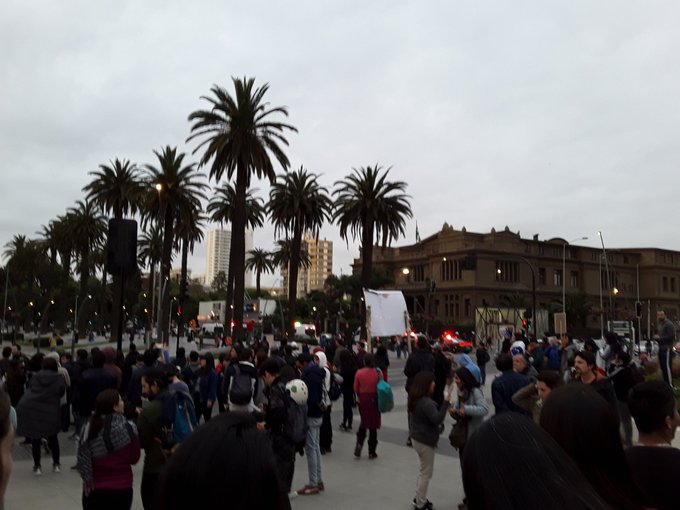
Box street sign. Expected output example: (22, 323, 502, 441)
(554, 312, 567, 335)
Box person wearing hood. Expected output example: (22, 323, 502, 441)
(16, 356, 66, 475)
(458, 354, 482, 384)
(223, 348, 258, 414)
(314, 351, 334, 454)
(44, 352, 71, 432)
(102, 347, 122, 389)
(296, 352, 326, 495)
(353, 353, 381, 459)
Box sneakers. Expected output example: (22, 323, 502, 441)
(317, 482, 325, 492)
(33, 466, 42, 476)
(354, 442, 363, 458)
(412, 499, 434, 510)
(369, 452, 378, 459)
(339, 424, 352, 432)
(53, 464, 60, 474)
(407, 438, 413, 447)
(297, 485, 320, 496)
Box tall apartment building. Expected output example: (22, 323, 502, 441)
(282, 233, 333, 297)
(204, 228, 254, 288)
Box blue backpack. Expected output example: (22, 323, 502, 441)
(160, 391, 199, 449)
(545, 345, 561, 371)
(376, 369, 394, 413)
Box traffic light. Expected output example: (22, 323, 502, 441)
(635, 301, 642, 318)
(522, 319, 527, 328)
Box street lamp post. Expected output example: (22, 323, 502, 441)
(597, 231, 614, 325)
(72, 294, 91, 356)
(562, 237, 589, 313)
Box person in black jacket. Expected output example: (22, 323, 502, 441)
(608, 352, 642, 445)
(259, 358, 296, 496)
(491, 354, 531, 416)
(79, 350, 118, 418)
(404, 337, 435, 446)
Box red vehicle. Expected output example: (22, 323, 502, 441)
(440, 331, 473, 353)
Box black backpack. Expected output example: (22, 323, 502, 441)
(229, 365, 254, 405)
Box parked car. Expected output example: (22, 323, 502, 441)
(439, 331, 473, 353)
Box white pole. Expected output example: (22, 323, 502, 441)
(599, 256, 604, 338)
(2, 266, 8, 334)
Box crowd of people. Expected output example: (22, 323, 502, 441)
(0, 308, 677, 510)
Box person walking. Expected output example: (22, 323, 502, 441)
(655, 310, 676, 386)
(16, 356, 66, 475)
(353, 353, 381, 459)
(314, 352, 334, 454)
(77, 389, 140, 510)
(196, 353, 218, 423)
(338, 348, 357, 432)
(408, 371, 451, 510)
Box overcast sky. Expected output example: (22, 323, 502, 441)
(2, 1, 680, 288)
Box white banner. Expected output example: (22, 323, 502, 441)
(363, 289, 410, 337)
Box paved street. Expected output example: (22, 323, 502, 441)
(7, 353, 478, 510)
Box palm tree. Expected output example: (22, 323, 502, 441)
(37, 223, 59, 267)
(271, 239, 311, 271)
(51, 214, 76, 278)
(187, 76, 297, 341)
(67, 200, 106, 330)
(269, 168, 331, 337)
(143, 146, 206, 344)
(175, 202, 207, 337)
(245, 248, 274, 297)
(207, 182, 265, 334)
(138, 224, 164, 331)
(333, 165, 412, 340)
(83, 158, 144, 344)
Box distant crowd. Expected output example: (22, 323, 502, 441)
(0, 309, 677, 510)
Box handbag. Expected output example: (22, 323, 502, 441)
(449, 418, 468, 449)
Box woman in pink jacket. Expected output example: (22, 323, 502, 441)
(353, 353, 381, 459)
(77, 389, 141, 510)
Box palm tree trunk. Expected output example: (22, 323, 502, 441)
(178, 236, 189, 338)
(99, 268, 106, 333)
(160, 208, 173, 345)
(110, 212, 124, 345)
(147, 261, 155, 334)
(224, 240, 235, 337)
(78, 246, 90, 332)
(231, 163, 248, 343)
(256, 270, 261, 298)
(360, 222, 374, 342)
(287, 227, 303, 339)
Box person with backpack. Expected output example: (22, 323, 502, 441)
(223, 348, 259, 414)
(196, 353, 218, 423)
(353, 353, 381, 459)
(259, 358, 297, 496)
(296, 353, 325, 495)
(181, 351, 201, 406)
(76, 389, 140, 510)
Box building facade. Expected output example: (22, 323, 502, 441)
(282, 234, 333, 297)
(353, 224, 680, 337)
(204, 228, 254, 289)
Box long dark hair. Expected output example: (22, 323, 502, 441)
(157, 413, 288, 510)
(540, 384, 646, 510)
(463, 413, 611, 510)
(408, 372, 435, 412)
(456, 366, 480, 391)
(200, 353, 215, 377)
(87, 389, 120, 441)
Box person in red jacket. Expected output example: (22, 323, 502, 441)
(353, 353, 381, 459)
(77, 389, 141, 510)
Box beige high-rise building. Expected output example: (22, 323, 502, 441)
(205, 228, 254, 289)
(283, 233, 333, 297)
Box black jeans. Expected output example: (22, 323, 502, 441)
(32, 435, 59, 468)
(272, 434, 296, 493)
(357, 427, 378, 455)
(83, 488, 133, 510)
(320, 407, 332, 450)
(659, 346, 674, 386)
(141, 472, 159, 510)
(342, 387, 354, 428)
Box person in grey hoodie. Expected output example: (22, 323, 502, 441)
(16, 356, 66, 474)
(408, 371, 451, 510)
